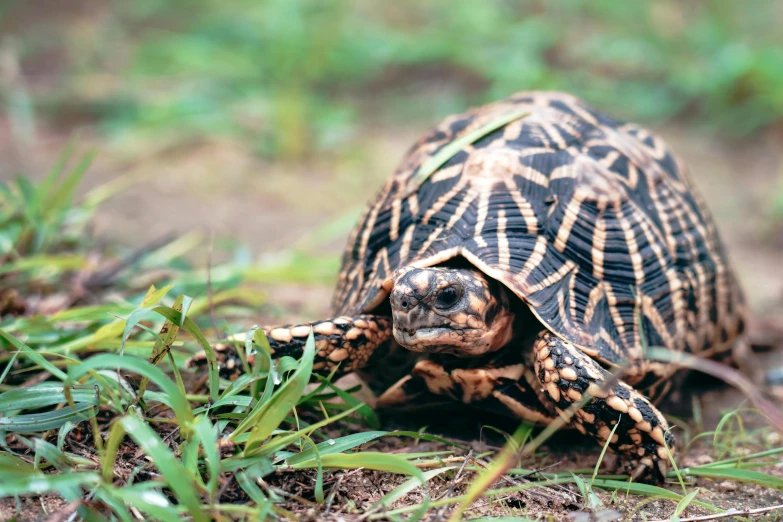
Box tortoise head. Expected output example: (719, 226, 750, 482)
(388, 267, 515, 356)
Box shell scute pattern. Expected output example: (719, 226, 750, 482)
(332, 91, 745, 374)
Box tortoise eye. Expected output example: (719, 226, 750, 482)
(436, 286, 461, 310)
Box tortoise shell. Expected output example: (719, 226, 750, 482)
(332, 91, 745, 371)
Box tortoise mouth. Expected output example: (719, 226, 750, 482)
(393, 325, 480, 355)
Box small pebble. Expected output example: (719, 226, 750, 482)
(695, 454, 713, 465)
(718, 480, 738, 492)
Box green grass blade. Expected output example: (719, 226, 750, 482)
(672, 488, 700, 520)
(681, 466, 783, 490)
(92, 489, 135, 522)
(102, 419, 126, 483)
(0, 451, 36, 474)
(572, 473, 604, 510)
(16, 435, 71, 471)
(193, 415, 220, 501)
(0, 385, 100, 411)
(193, 393, 253, 413)
(43, 150, 95, 221)
(702, 447, 783, 468)
(0, 403, 97, 432)
(0, 349, 19, 385)
(0, 471, 101, 496)
(590, 415, 621, 488)
(237, 331, 315, 451)
(310, 374, 380, 428)
(40, 135, 75, 198)
(117, 416, 207, 522)
(590, 479, 720, 513)
(283, 431, 388, 466)
(0, 329, 68, 380)
(150, 306, 219, 401)
(68, 353, 193, 429)
(249, 403, 364, 459)
(236, 471, 274, 518)
(403, 109, 530, 195)
(101, 484, 188, 521)
(138, 295, 184, 399)
(291, 451, 424, 482)
(374, 466, 454, 509)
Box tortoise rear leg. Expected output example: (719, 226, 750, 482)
(377, 358, 559, 426)
(533, 331, 675, 481)
(187, 315, 392, 380)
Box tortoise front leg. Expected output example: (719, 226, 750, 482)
(377, 358, 558, 426)
(187, 315, 392, 380)
(533, 331, 674, 481)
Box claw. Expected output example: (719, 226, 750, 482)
(655, 458, 669, 482)
(630, 456, 655, 481)
(377, 374, 428, 408)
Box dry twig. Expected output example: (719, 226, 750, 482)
(650, 503, 783, 522)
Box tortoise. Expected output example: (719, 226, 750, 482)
(189, 91, 746, 480)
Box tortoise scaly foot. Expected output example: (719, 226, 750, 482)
(186, 315, 392, 380)
(533, 331, 674, 482)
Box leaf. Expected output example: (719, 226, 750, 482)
(103, 420, 126, 483)
(310, 374, 380, 429)
(590, 479, 720, 513)
(68, 354, 193, 429)
(291, 451, 424, 481)
(0, 451, 36, 474)
(193, 415, 220, 500)
(283, 431, 388, 466)
(16, 435, 72, 471)
(672, 488, 700, 521)
(40, 135, 76, 203)
(0, 385, 99, 412)
(682, 466, 783, 490)
(236, 475, 275, 520)
(0, 403, 97, 432)
(403, 109, 530, 195)
(0, 254, 86, 276)
(237, 331, 315, 451)
(591, 415, 622, 487)
(43, 150, 95, 221)
(374, 466, 453, 509)
(573, 473, 604, 510)
(193, 393, 253, 413)
(92, 488, 136, 522)
(0, 329, 68, 380)
(247, 403, 363, 459)
(118, 416, 207, 522)
(0, 471, 101, 496)
(150, 306, 219, 401)
(138, 295, 184, 399)
(100, 484, 186, 521)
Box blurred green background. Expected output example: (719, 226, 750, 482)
(2, 0, 782, 154)
(1, 0, 782, 313)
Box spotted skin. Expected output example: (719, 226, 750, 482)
(377, 358, 558, 426)
(533, 330, 673, 479)
(187, 315, 392, 380)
